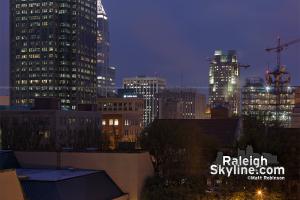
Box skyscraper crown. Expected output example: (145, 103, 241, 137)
(97, 0, 107, 16)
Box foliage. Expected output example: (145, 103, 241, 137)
(141, 176, 205, 200)
(225, 190, 284, 200)
(140, 120, 220, 199)
(140, 120, 218, 177)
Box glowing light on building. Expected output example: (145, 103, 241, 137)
(209, 50, 240, 115)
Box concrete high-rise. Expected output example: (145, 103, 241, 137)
(10, 0, 97, 110)
(123, 76, 166, 126)
(209, 50, 240, 115)
(96, 0, 116, 97)
(158, 88, 206, 119)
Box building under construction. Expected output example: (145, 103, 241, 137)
(242, 77, 295, 127)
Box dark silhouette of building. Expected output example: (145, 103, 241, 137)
(0, 99, 101, 151)
(211, 106, 230, 119)
(158, 88, 206, 119)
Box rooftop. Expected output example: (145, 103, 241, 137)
(16, 168, 98, 182)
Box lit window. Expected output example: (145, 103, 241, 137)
(102, 120, 106, 126)
(109, 119, 114, 126)
(114, 119, 119, 126)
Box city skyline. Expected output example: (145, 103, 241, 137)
(1, 0, 300, 96)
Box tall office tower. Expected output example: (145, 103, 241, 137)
(158, 88, 206, 119)
(123, 76, 166, 126)
(242, 77, 295, 127)
(209, 50, 240, 116)
(10, 0, 97, 110)
(96, 0, 115, 97)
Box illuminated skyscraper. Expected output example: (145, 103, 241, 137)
(208, 50, 240, 115)
(123, 76, 166, 126)
(10, 0, 97, 110)
(96, 0, 116, 97)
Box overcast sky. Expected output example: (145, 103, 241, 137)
(1, 0, 300, 95)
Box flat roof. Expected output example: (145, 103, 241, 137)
(16, 168, 99, 182)
(0, 150, 13, 153)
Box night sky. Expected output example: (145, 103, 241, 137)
(1, 0, 300, 95)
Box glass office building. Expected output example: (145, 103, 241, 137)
(123, 76, 166, 126)
(10, 0, 98, 110)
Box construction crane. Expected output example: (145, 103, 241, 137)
(266, 37, 300, 68)
(265, 37, 300, 126)
(238, 64, 251, 69)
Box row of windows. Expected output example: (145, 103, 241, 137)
(99, 101, 143, 108)
(16, 2, 54, 8)
(102, 119, 119, 126)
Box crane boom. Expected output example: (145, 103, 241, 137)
(265, 37, 300, 68)
(266, 38, 300, 52)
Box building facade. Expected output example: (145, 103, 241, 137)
(209, 50, 240, 116)
(291, 87, 300, 128)
(0, 109, 101, 151)
(158, 88, 206, 119)
(242, 77, 295, 127)
(10, 0, 98, 110)
(96, 0, 116, 97)
(97, 97, 144, 150)
(123, 76, 166, 126)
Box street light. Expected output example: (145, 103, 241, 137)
(257, 190, 262, 195)
(256, 189, 263, 199)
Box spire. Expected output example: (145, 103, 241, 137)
(97, 0, 107, 17)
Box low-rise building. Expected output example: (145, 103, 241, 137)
(13, 151, 154, 200)
(0, 98, 101, 151)
(0, 151, 129, 200)
(97, 97, 144, 150)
